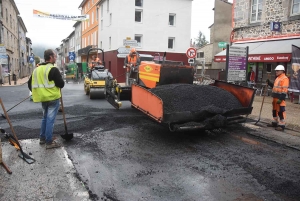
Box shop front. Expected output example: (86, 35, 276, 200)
(214, 38, 300, 84)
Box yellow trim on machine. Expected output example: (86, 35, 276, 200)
(139, 75, 159, 82)
(139, 71, 160, 77)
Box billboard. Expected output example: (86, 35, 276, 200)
(289, 45, 300, 93)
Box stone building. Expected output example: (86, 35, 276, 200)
(18, 16, 28, 78)
(196, 0, 232, 71)
(0, 0, 20, 84)
(215, 0, 300, 83)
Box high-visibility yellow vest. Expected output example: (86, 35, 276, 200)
(31, 64, 61, 102)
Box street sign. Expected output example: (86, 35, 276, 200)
(29, 56, 35, 63)
(0, 45, 6, 54)
(69, 51, 76, 62)
(226, 45, 248, 82)
(123, 39, 138, 47)
(0, 54, 8, 64)
(188, 58, 194, 64)
(218, 42, 227, 48)
(117, 47, 130, 54)
(186, 47, 197, 59)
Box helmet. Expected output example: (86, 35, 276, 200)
(130, 48, 136, 53)
(275, 65, 285, 71)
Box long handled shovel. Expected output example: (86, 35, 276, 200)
(255, 84, 268, 125)
(1, 95, 31, 119)
(0, 98, 35, 164)
(59, 91, 73, 141)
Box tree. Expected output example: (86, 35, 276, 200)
(194, 31, 208, 48)
(34, 56, 40, 65)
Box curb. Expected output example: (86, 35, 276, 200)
(248, 114, 300, 133)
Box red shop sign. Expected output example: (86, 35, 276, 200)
(215, 53, 291, 62)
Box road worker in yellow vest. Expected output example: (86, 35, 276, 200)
(266, 65, 289, 131)
(28, 49, 65, 149)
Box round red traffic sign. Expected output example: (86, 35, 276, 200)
(186, 47, 197, 59)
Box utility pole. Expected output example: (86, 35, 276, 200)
(7, 54, 11, 85)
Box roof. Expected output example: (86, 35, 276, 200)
(17, 16, 27, 33)
(215, 38, 300, 56)
(78, 0, 88, 8)
(73, 21, 81, 27)
(208, 23, 214, 28)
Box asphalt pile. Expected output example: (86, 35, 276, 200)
(150, 84, 243, 128)
(150, 84, 242, 113)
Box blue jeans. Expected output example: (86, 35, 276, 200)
(40, 99, 60, 144)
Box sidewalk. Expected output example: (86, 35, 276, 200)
(251, 95, 300, 132)
(1, 76, 30, 87)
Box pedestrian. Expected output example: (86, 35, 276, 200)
(266, 65, 289, 131)
(28, 49, 65, 149)
(247, 67, 255, 87)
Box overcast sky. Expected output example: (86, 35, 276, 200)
(15, 0, 233, 48)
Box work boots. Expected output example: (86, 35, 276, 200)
(275, 126, 285, 131)
(267, 122, 278, 127)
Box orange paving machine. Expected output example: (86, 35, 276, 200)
(104, 56, 256, 131)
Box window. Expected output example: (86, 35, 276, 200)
(169, 14, 176, 26)
(135, 10, 142, 22)
(109, 37, 111, 49)
(92, 11, 94, 24)
(291, 0, 300, 15)
(135, 0, 143, 7)
(92, 0, 94, 4)
(100, 41, 102, 49)
(0, 1, 2, 18)
(250, 0, 263, 22)
(109, 13, 112, 25)
(10, 14, 12, 28)
(135, 34, 142, 47)
(101, 20, 103, 30)
(107, 0, 109, 12)
(197, 52, 204, 58)
(101, 5, 103, 18)
(168, 38, 175, 49)
(96, 7, 99, 21)
(88, 2, 90, 9)
(6, 8, 7, 23)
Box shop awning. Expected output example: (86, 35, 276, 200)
(214, 38, 300, 62)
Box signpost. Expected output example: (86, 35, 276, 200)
(29, 56, 35, 64)
(186, 47, 197, 59)
(123, 39, 138, 48)
(218, 42, 227, 48)
(69, 51, 76, 62)
(225, 44, 248, 82)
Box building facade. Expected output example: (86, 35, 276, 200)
(74, 21, 82, 63)
(0, 0, 20, 84)
(196, 0, 232, 70)
(25, 37, 33, 74)
(215, 0, 300, 83)
(18, 16, 28, 78)
(97, 0, 192, 82)
(78, 0, 100, 62)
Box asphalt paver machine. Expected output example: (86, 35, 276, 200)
(105, 55, 256, 131)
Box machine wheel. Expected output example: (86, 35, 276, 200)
(85, 85, 90, 95)
(89, 90, 94, 99)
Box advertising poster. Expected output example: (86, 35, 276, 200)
(289, 45, 300, 92)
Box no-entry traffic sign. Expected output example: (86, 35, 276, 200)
(186, 47, 197, 59)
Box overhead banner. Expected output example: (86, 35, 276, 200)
(289, 45, 300, 93)
(33, 9, 89, 21)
